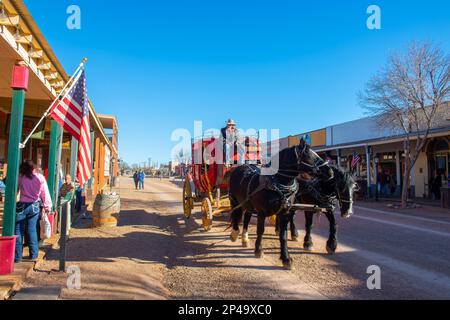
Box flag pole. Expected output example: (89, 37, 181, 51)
(19, 57, 88, 149)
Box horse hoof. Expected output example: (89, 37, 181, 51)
(230, 230, 239, 242)
(255, 251, 264, 258)
(326, 245, 336, 255)
(242, 240, 249, 248)
(282, 259, 295, 270)
(291, 236, 299, 242)
(303, 243, 314, 251)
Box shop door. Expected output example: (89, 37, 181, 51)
(436, 154, 448, 185)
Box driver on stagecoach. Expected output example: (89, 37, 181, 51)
(221, 119, 244, 166)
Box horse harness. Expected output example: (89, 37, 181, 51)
(233, 165, 299, 215)
(297, 179, 337, 211)
(230, 144, 331, 214)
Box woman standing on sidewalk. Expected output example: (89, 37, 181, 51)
(15, 160, 52, 263)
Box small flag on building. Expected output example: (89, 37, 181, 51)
(351, 152, 361, 170)
(50, 69, 92, 185)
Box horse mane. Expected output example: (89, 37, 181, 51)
(331, 165, 356, 189)
(263, 145, 298, 170)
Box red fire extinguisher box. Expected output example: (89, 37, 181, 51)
(0, 236, 17, 275)
(11, 64, 29, 91)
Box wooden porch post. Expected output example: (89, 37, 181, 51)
(93, 137, 100, 196)
(2, 63, 28, 236)
(99, 142, 105, 193)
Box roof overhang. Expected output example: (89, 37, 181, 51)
(314, 126, 450, 152)
(98, 114, 118, 130)
(0, 0, 70, 98)
(0, 1, 116, 154)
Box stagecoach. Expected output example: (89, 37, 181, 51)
(182, 135, 261, 231)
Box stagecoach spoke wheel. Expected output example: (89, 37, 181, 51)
(201, 198, 213, 232)
(183, 180, 194, 219)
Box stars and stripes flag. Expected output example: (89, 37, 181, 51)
(50, 69, 92, 185)
(351, 152, 361, 170)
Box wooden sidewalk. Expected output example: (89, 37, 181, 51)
(0, 201, 60, 300)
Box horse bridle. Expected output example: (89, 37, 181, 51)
(335, 181, 359, 207)
(294, 145, 330, 176)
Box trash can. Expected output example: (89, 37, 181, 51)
(0, 236, 17, 275)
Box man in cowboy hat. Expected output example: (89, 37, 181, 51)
(221, 119, 242, 166)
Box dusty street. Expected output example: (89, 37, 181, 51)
(16, 176, 450, 300)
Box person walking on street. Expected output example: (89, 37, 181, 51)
(377, 168, 387, 197)
(133, 171, 139, 190)
(15, 160, 52, 263)
(139, 171, 145, 190)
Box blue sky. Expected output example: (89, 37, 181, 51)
(25, 0, 450, 165)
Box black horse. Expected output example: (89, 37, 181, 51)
(271, 165, 357, 254)
(229, 139, 333, 270)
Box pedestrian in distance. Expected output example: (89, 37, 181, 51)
(432, 174, 442, 200)
(132, 171, 139, 190)
(377, 168, 387, 197)
(15, 160, 52, 263)
(139, 171, 145, 190)
(389, 173, 397, 196)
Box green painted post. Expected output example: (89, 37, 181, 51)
(70, 137, 78, 180)
(47, 120, 61, 209)
(2, 90, 26, 236)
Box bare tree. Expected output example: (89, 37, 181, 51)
(360, 42, 450, 208)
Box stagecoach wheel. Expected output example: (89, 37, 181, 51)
(183, 180, 194, 219)
(269, 215, 277, 226)
(201, 198, 213, 232)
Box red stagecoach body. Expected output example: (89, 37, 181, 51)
(191, 136, 261, 196)
(182, 135, 261, 231)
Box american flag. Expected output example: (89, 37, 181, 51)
(351, 152, 361, 170)
(50, 70, 92, 185)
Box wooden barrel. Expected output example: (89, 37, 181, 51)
(92, 194, 121, 227)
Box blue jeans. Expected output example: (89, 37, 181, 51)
(138, 180, 144, 189)
(15, 202, 40, 262)
(75, 189, 83, 212)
